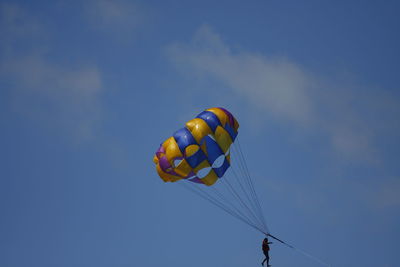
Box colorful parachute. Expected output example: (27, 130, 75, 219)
(153, 107, 269, 234)
(153, 107, 239, 186)
(154, 107, 270, 236)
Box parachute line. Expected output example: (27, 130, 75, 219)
(179, 182, 266, 234)
(178, 138, 269, 236)
(231, 138, 269, 233)
(267, 234, 331, 267)
(238, 139, 268, 223)
(220, 176, 264, 229)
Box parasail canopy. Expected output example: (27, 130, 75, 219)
(153, 107, 239, 186)
(153, 107, 269, 235)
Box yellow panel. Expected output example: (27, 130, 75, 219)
(201, 170, 218, 186)
(185, 144, 199, 157)
(161, 137, 172, 150)
(185, 118, 212, 144)
(174, 159, 192, 177)
(153, 155, 159, 164)
(156, 164, 182, 182)
(200, 141, 208, 157)
(214, 125, 233, 153)
(163, 137, 183, 163)
(207, 107, 228, 127)
(193, 160, 211, 173)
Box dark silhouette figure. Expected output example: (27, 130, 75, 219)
(261, 237, 273, 266)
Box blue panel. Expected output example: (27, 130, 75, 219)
(196, 111, 221, 132)
(186, 148, 207, 168)
(213, 157, 230, 178)
(224, 124, 237, 141)
(173, 128, 197, 154)
(202, 135, 224, 164)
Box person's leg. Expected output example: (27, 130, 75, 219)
(266, 255, 270, 266)
(262, 251, 268, 266)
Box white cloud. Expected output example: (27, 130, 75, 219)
(2, 55, 103, 140)
(166, 25, 400, 163)
(0, 3, 103, 141)
(83, 0, 141, 33)
(167, 25, 315, 126)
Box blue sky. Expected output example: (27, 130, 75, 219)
(1, 1, 399, 266)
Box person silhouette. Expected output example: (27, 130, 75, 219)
(261, 237, 273, 266)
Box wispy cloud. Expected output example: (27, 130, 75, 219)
(0, 3, 103, 141)
(167, 26, 315, 126)
(2, 55, 102, 140)
(83, 0, 142, 34)
(166, 25, 400, 163)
